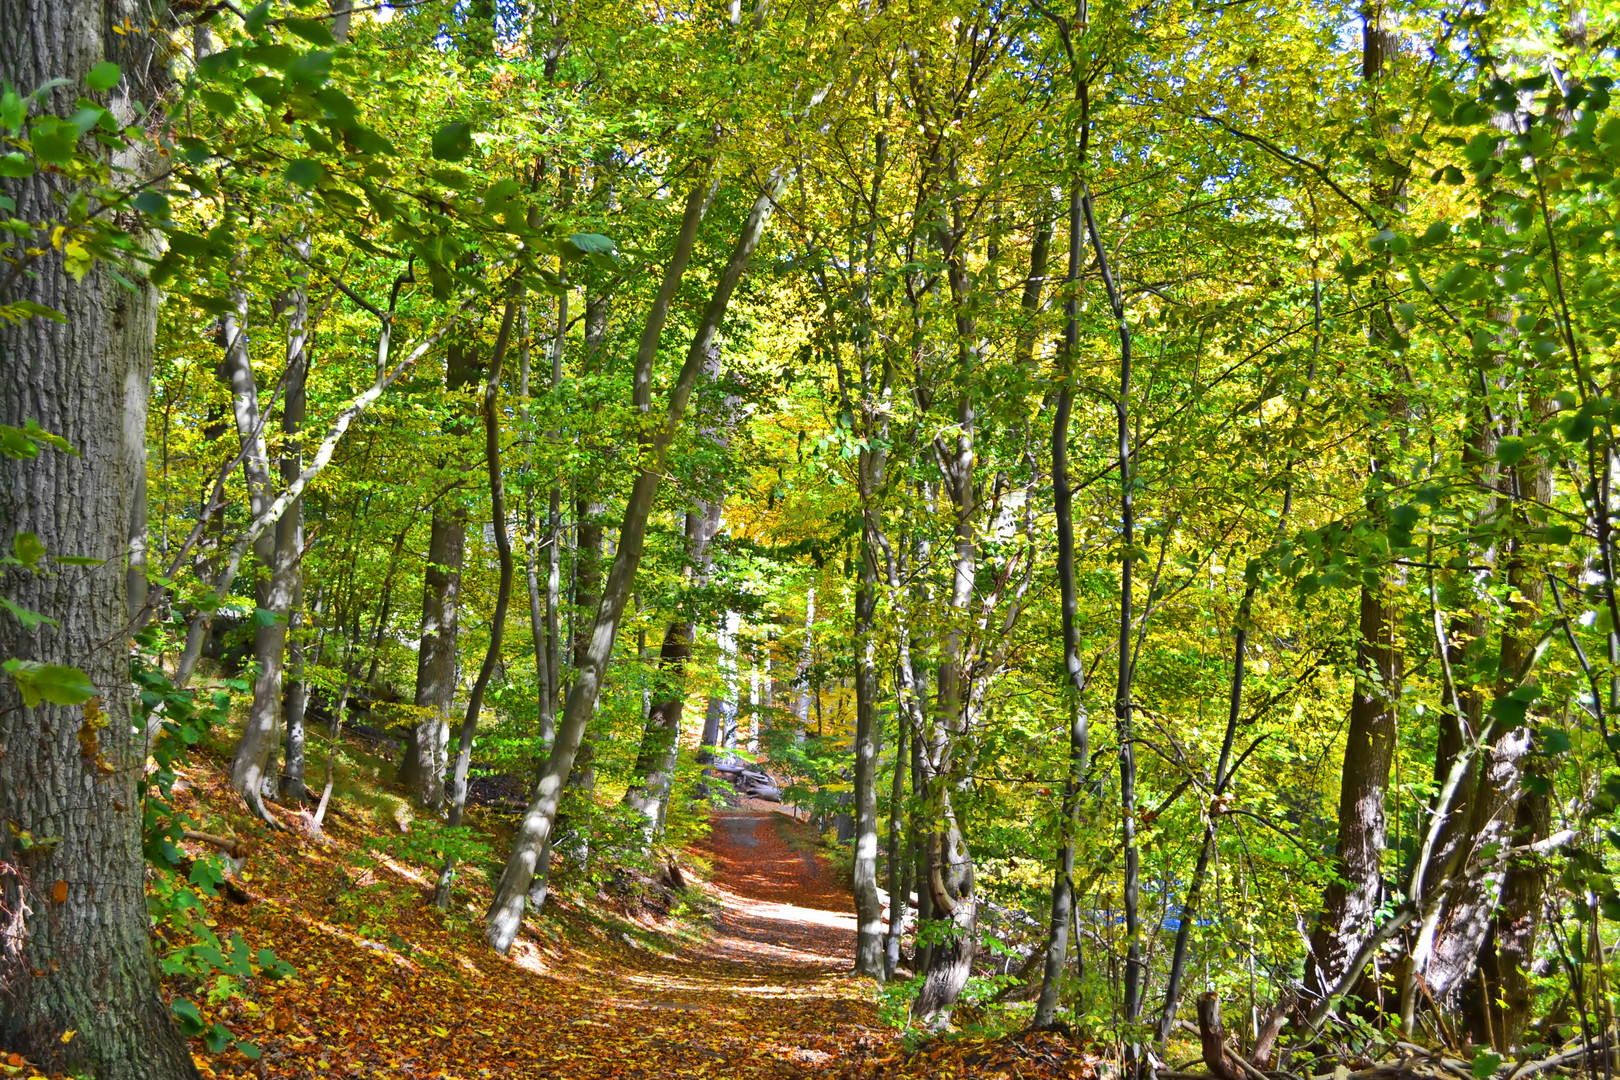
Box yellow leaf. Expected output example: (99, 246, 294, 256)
(60, 1030, 75, 1043)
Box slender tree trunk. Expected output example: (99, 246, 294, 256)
(276, 265, 311, 803)
(914, 211, 982, 1027)
(487, 165, 787, 953)
(624, 503, 724, 835)
(518, 302, 556, 761)
(227, 274, 309, 821)
(1079, 178, 1143, 1044)
(1036, 180, 1087, 1031)
(883, 712, 909, 980)
(402, 341, 478, 809)
(852, 520, 886, 978)
(1308, 7, 1403, 1003)
(0, 0, 200, 1069)
(434, 291, 520, 908)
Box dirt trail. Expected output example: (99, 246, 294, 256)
(200, 796, 884, 1079)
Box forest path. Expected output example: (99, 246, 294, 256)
(196, 785, 886, 1079)
(580, 807, 882, 1075)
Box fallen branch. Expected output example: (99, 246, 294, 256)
(181, 829, 252, 859)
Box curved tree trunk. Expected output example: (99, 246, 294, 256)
(434, 292, 520, 908)
(0, 0, 199, 1070)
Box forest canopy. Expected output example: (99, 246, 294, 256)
(2, 0, 1620, 1075)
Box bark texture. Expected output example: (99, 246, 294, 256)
(0, 0, 199, 1071)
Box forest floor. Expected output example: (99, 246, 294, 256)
(167, 745, 1095, 1079)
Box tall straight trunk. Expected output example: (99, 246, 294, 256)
(852, 513, 886, 978)
(913, 201, 982, 1029)
(228, 275, 309, 820)
(1308, 9, 1402, 1002)
(1080, 178, 1143, 1036)
(794, 585, 816, 728)
(487, 165, 789, 953)
(276, 261, 311, 803)
(883, 711, 909, 979)
(566, 489, 606, 787)
(518, 302, 556, 759)
(848, 120, 891, 981)
(624, 502, 724, 834)
(0, 0, 199, 1070)
(434, 290, 520, 908)
(402, 340, 479, 809)
(1035, 180, 1087, 1031)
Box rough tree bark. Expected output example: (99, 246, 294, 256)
(0, 0, 201, 1070)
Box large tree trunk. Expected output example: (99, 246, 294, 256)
(486, 165, 787, 954)
(0, 0, 199, 1070)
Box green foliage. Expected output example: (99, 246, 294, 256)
(134, 637, 291, 1059)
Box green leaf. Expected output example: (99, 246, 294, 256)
(430, 120, 473, 162)
(1472, 1050, 1502, 1079)
(283, 158, 324, 187)
(13, 531, 45, 568)
(4, 659, 98, 707)
(242, 0, 272, 34)
(283, 17, 335, 45)
(132, 190, 170, 220)
(286, 49, 333, 88)
(0, 153, 31, 177)
(171, 998, 204, 1030)
(85, 61, 121, 92)
(29, 116, 82, 166)
(196, 47, 241, 78)
(1538, 725, 1572, 756)
(1495, 436, 1528, 468)
(237, 1041, 262, 1061)
(0, 86, 24, 134)
(563, 232, 616, 257)
(0, 596, 57, 631)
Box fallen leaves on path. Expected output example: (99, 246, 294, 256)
(179, 767, 888, 1079)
